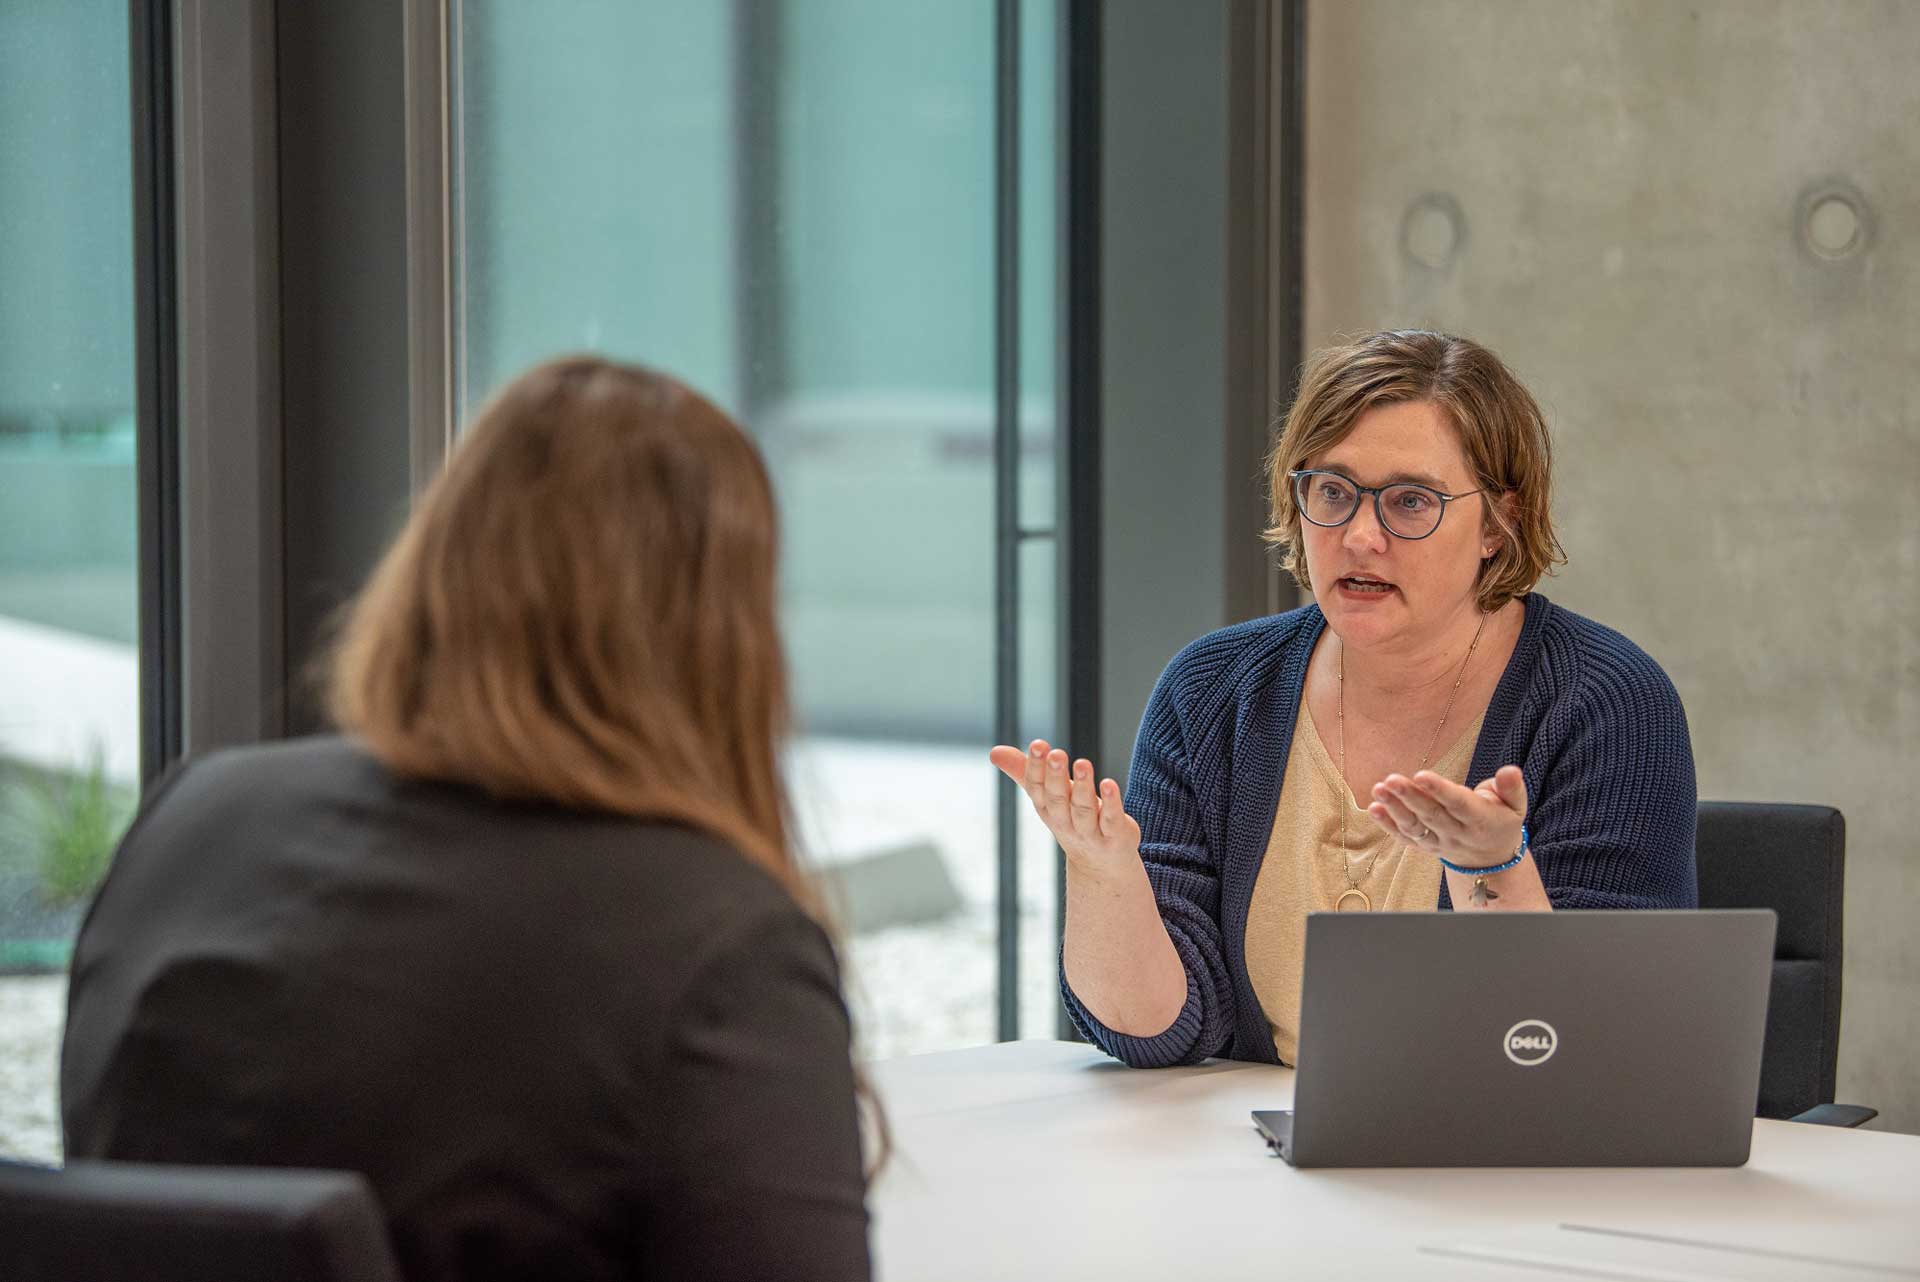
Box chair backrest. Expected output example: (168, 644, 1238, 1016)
(0, 1158, 401, 1282)
(1694, 801, 1846, 1120)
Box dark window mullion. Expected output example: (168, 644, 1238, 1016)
(1270, 0, 1306, 615)
(131, 0, 182, 789)
(1056, 0, 1101, 1041)
(993, 0, 1023, 1043)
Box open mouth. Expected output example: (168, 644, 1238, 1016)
(1336, 575, 1399, 596)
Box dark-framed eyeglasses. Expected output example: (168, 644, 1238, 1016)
(1288, 469, 1484, 541)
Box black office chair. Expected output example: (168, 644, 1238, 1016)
(1694, 801, 1876, 1128)
(0, 1157, 402, 1281)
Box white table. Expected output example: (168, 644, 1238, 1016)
(869, 1040, 1920, 1281)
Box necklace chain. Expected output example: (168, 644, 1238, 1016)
(1335, 612, 1488, 908)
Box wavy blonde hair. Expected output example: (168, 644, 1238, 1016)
(1264, 329, 1567, 612)
(329, 354, 801, 897)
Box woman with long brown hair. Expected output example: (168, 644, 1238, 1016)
(62, 357, 872, 1280)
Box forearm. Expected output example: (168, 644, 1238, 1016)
(1062, 858, 1189, 1036)
(1445, 850, 1552, 911)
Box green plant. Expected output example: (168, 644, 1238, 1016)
(10, 746, 134, 906)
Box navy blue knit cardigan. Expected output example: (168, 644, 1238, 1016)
(1062, 593, 1699, 1068)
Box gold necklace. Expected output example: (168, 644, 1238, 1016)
(1332, 611, 1488, 913)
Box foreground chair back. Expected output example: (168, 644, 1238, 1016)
(0, 1158, 401, 1282)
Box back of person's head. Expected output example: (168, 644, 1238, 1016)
(329, 354, 799, 893)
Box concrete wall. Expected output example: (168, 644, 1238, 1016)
(1304, 0, 1919, 1129)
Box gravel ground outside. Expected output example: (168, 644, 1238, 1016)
(0, 974, 64, 1163)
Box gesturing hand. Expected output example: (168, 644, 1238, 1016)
(988, 739, 1142, 876)
(1367, 764, 1529, 870)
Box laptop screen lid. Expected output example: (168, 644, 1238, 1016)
(1285, 909, 1776, 1168)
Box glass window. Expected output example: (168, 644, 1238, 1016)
(454, 0, 1061, 1054)
(0, 1, 140, 1163)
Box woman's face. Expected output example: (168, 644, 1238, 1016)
(1300, 399, 1494, 649)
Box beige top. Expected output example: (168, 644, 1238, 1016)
(1244, 699, 1486, 1065)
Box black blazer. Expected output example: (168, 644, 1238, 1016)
(61, 736, 870, 1281)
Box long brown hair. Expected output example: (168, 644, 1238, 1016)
(329, 355, 806, 898)
(329, 355, 891, 1170)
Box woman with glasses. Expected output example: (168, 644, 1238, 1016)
(991, 330, 1696, 1068)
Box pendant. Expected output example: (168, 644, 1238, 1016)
(1334, 888, 1372, 913)
(1469, 877, 1500, 909)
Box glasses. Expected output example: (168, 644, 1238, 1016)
(1288, 469, 1484, 541)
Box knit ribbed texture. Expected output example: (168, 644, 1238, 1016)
(1061, 593, 1699, 1068)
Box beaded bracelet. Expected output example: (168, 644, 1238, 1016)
(1437, 823, 1529, 877)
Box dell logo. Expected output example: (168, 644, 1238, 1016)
(1503, 1019, 1558, 1066)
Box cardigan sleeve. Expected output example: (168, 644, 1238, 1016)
(1517, 645, 1700, 911)
(1061, 660, 1238, 1067)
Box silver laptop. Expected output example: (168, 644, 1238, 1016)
(1253, 910, 1776, 1167)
